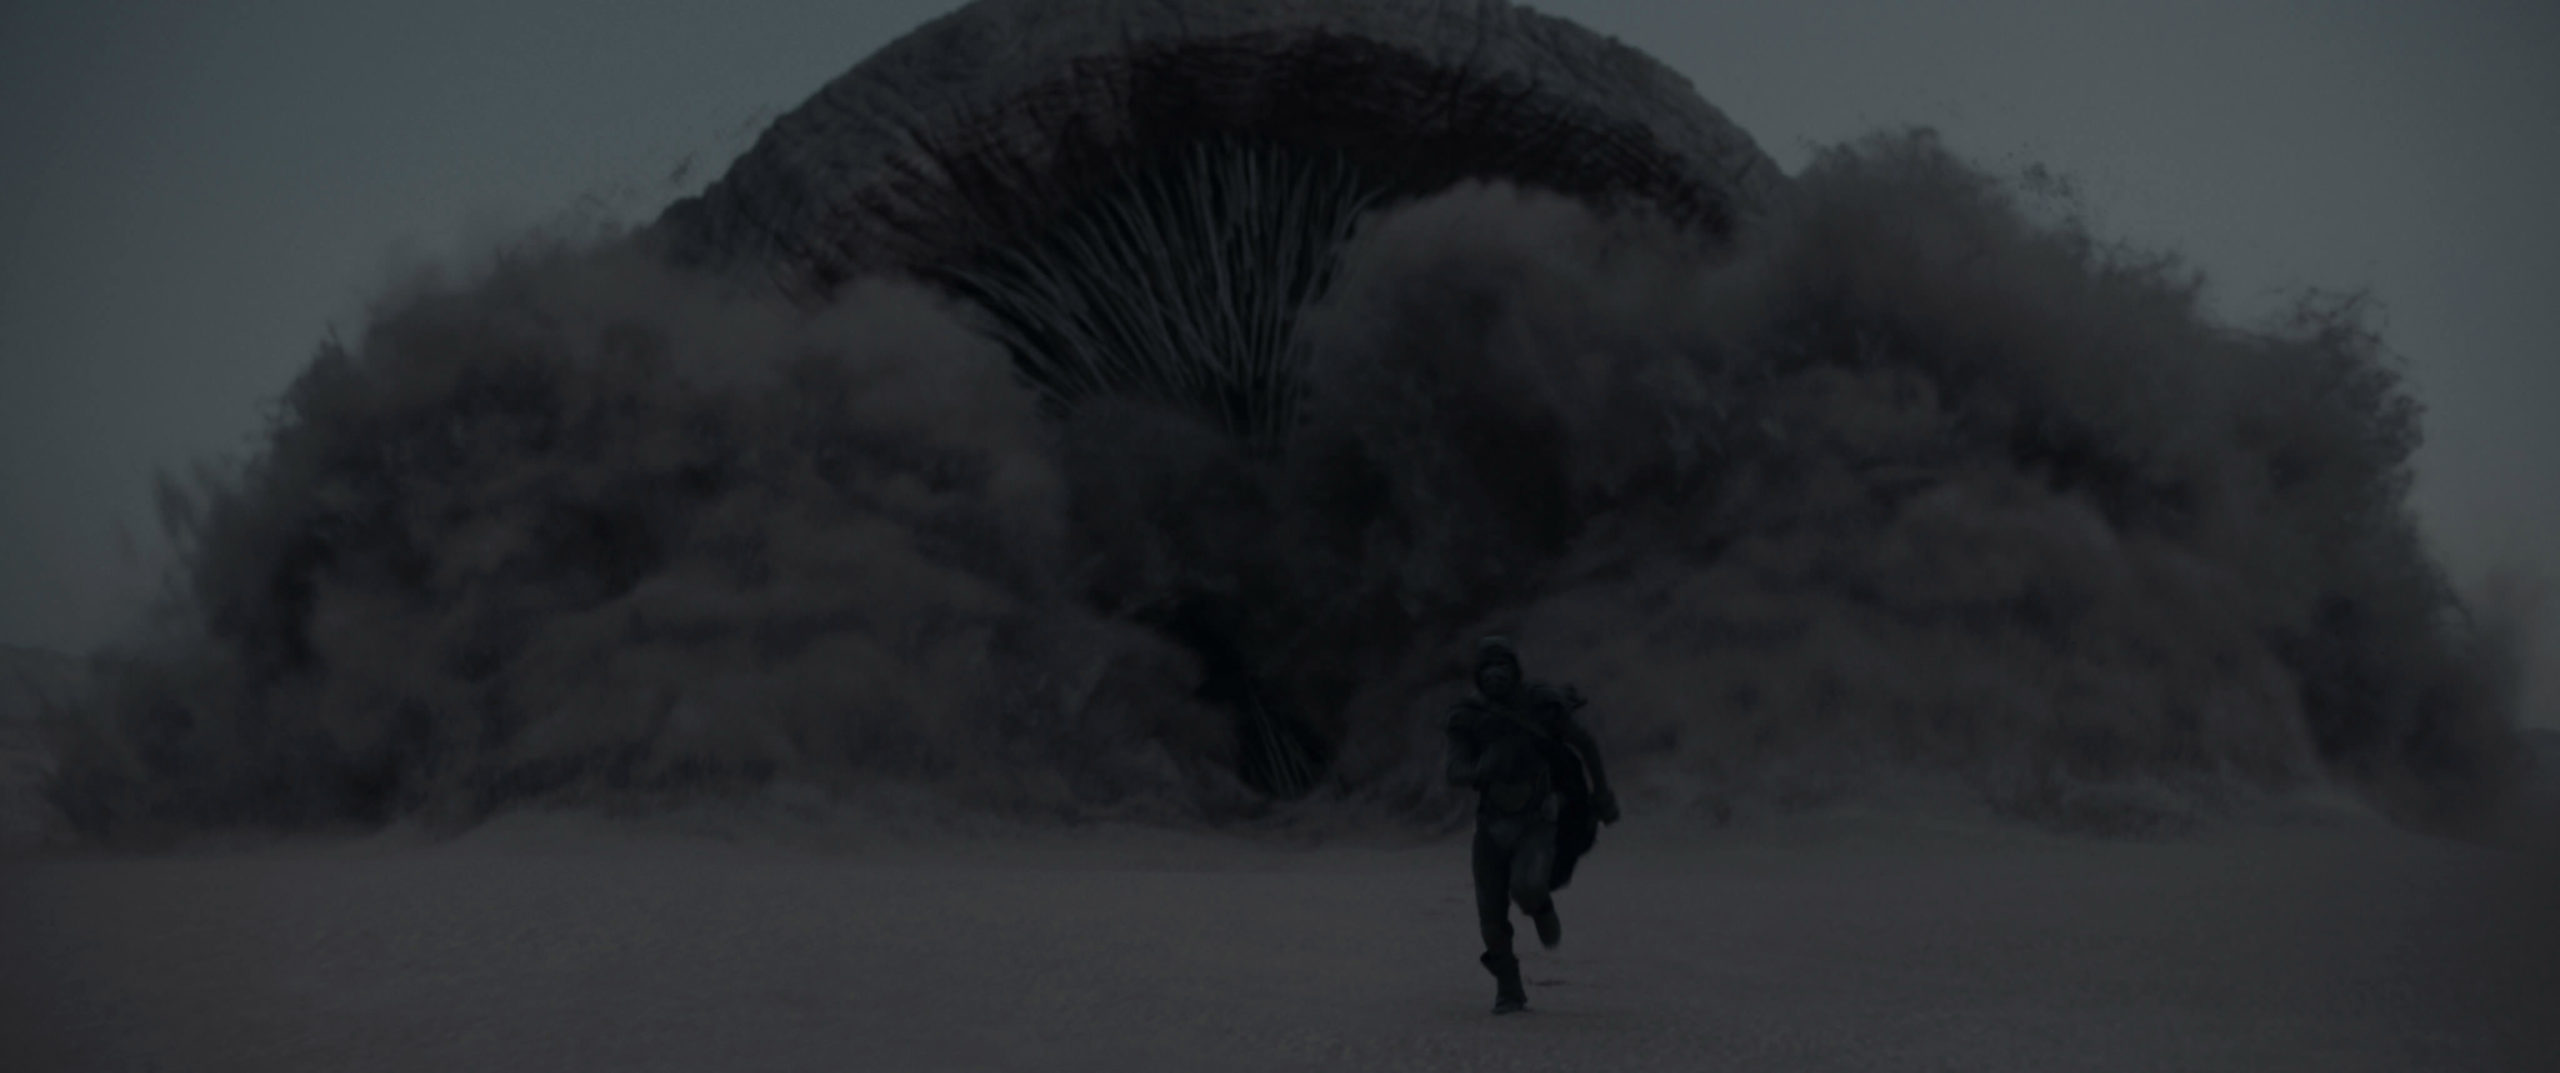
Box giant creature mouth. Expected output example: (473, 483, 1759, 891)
(652, 3, 1789, 799)
(657, 12, 1787, 441)
(934, 136, 1384, 450)
(655, 7, 1786, 303)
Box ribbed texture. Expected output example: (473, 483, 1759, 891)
(653, 0, 1788, 301)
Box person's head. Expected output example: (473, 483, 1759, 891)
(1474, 636, 1522, 698)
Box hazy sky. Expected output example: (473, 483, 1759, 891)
(2, 1, 2553, 721)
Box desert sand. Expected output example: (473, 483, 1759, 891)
(6, 793, 2552, 1073)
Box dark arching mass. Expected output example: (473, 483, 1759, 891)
(39, 1, 2526, 839)
(654, 0, 1785, 448)
(650, 0, 1792, 453)
(655, 0, 1787, 295)
(647, 0, 1795, 799)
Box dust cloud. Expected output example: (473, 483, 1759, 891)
(39, 131, 2528, 841)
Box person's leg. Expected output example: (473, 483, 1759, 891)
(1471, 823, 1514, 957)
(1472, 821, 1528, 1013)
(1511, 816, 1561, 948)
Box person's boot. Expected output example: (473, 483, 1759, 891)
(1481, 951, 1527, 1014)
(1531, 904, 1563, 949)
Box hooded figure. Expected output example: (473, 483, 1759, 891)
(1444, 636, 1619, 1014)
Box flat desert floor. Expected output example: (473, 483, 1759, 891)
(5, 795, 2555, 1073)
